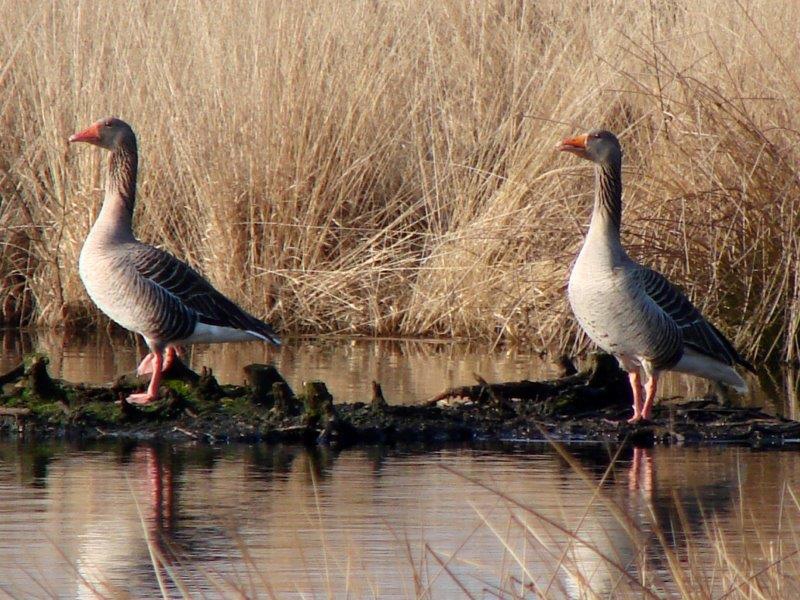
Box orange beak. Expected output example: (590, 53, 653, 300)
(557, 134, 589, 157)
(69, 122, 102, 145)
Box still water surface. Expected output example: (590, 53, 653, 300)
(1, 331, 800, 597)
(2, 442, 800, 598)
(1, 329, 797, 413)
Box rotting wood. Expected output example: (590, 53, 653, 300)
(243, 363, 293, 406)
(270, 381, 295, 417)
(0, 407, 30, 417)
(0, 352, 797, 448)
(473, 373, 515, 413)
(371, 381, 388, 411)
(25, 354, 60, 399)
(302, 381, 334, 428)
(0, 363, 24, 387)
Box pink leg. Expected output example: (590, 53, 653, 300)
(629, 446, 641, 491)
(162, 346, 177, 372)
(128, 351, 164, 405)
(136, 353, 156, 376)
(628, 447, 654, 492)
(641, 373, 659, 420)
(627, 371, 644, 423)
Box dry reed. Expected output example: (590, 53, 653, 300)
(0, 0, 798, 362)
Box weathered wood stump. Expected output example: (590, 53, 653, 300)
(270, 381, 295, 417)
(427, 351, 631, 418)
(555, 354, 578, 377)
(0, 351, 798, 448)
(113, 355, 199, 393)
(25, 354, 60, 399)
(302, 381, 333, 428)
(0, 363, 24, 387)
(243, 363, 293, 406)
(197, 367, 223, 401)
(371, 381, 388, 411)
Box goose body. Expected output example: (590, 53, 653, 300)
(559, 130, 753, 421)
(71, 117, 280, 404)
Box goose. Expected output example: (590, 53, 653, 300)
(69, 117, 280, 404)
(558, 130, 754, 422)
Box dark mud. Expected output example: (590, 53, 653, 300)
(1, 353, 797, 448)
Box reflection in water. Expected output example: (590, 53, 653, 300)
(0, 329, 788, 412)
(773, 366, 800, 422)
(1, 442, 799, 598)
(1, 331, 798, 595)
(0, 328, 558, 405)
(628, 446, 653, 493)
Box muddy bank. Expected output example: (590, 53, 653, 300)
(0, 353, 797, 448)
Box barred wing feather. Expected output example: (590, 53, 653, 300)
(636, 266, 753, 372)
(128, 244, 280, 345)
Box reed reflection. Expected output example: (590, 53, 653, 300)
(0, 441, 798, 598)
(0, 328, 789, 414)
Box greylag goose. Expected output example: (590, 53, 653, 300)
(69, 117, 280, 404)
(558, 130, 754, 422)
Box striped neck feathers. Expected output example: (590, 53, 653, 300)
(590, 158, 623, 236)
(106, 136, 138, 216)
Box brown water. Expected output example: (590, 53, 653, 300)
(1, 442, 800, 598)
(2, 331, 800, 597)
(1, 329, 796, 413)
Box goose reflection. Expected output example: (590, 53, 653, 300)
(0, 440, 797, 598)
(546, 444, 743, 598)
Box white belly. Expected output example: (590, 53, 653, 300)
(568, 264, 646, 360)
(79, 245, 145, 335)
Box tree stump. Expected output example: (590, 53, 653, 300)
(586, 352, 623, 388)
(197, 367, 223, 401)
(302, 381, 334, 428)
(163, 357, 200, 384)
(25, 354, 59, 399)
(270, 381, 296, 418)
(0, 363, 24, 387)
(555, 355, 578, 377)
(371, 381, 388, 411)
(244, 363, 293, 406)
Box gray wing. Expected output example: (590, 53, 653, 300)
(636, 266, 753, 371)
(127, 243, 280, 345)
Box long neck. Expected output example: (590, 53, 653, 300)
(91, 138, 138, 243)
(585, 158, 624, 253)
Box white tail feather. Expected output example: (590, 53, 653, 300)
(673, 348, 748, 393)
(247, 329, 281, 347)
(178, 323, 269, 345)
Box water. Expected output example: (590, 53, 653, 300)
(1, 441, 799, 598)
(2, 331, 800, 597)
(1, 329, 796, 412)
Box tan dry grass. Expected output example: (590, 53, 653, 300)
(0, 0, 798, 361)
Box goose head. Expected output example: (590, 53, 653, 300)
(69, 117, 135, 151)
(558, 129, 622, 166)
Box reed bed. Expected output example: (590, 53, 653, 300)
(0, 0, 798, 362)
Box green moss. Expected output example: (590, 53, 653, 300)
(22, 353, 48, 369)
(1, 389, 66, 423)
(80, 401, 124, 425)
(163, 379, 194, 399)
(2, 391, 28, 408)
(221, 396, 261, 419)
(31, 402, 68, 423)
